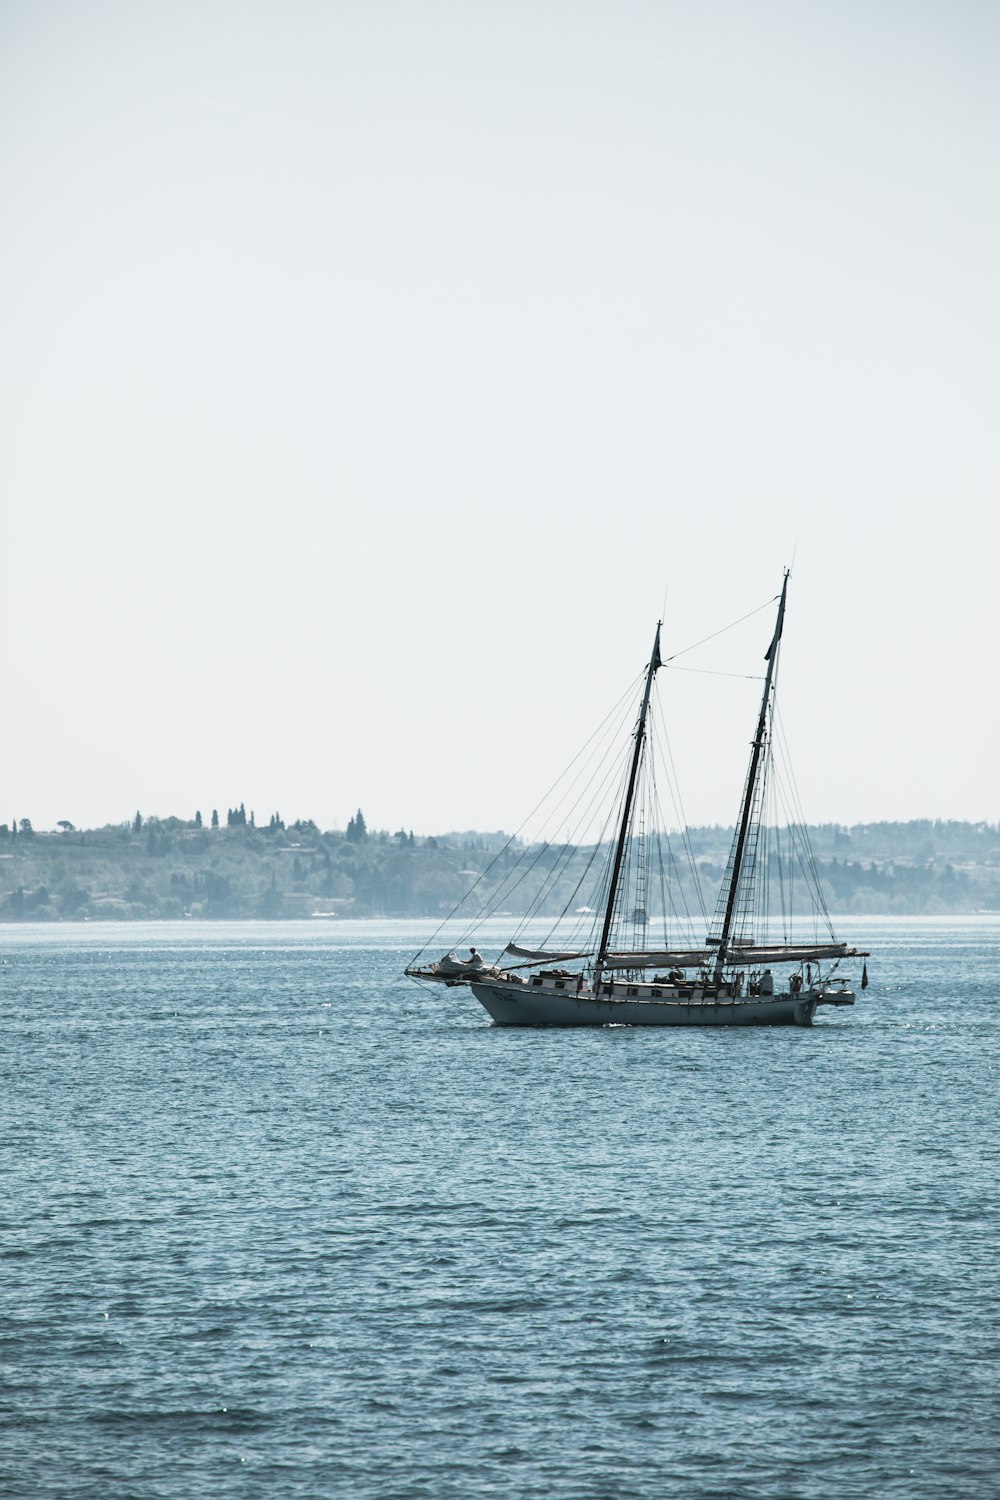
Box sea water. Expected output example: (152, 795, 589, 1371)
(1, 917, 997, 1499)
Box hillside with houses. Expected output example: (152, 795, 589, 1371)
(1, 811, 998, 922)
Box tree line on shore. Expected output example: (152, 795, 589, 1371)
(1, 811, 998, 922)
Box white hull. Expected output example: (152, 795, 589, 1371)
(469, 978, 854, 1028)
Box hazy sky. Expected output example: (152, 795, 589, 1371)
(3, 1, 998, 835)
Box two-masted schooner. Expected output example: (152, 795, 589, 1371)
(407, 573, 869, 1026)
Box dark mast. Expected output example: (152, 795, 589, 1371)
(712, 571, 789, 983)
(593, 623, 662, 989)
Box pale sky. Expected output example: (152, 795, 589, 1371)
(3, 0, 998, 835)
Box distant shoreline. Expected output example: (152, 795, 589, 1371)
(1, 816, 998, 922)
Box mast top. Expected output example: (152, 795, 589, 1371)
(765, 570, 789, 663)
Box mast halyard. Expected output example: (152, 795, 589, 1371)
(593, 622, 662, 990)
(712, 572, 789, 984)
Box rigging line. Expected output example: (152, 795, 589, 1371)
(467, 836, 567, 935)
(469, 813, 605, 941)
(650, 696, 704, 906)
(516, 843, 573, 924)
(514, 817, 598, 936)
(665, 836, 698, 936)
(758, 736, 775, 939)
(502, 734, 635, 951)
(659, 836, 685, 935)
(551, 704, 641, 856)
(771, 705, 836, 937)
(775, 785, 827, 933)
(506, 695, 641, 943)
(660, 813, 698, 940)
(649, 706, 707, 925)
(770, 768, 833, 940)
(653, 827, 668, 942)
(773, 812, 788, 943)
(645, 734, 670, 943)
(413, 668, 645, 963)
(591, 774, 633, 935)
(646, 744, 669, 943)
(710, 742, 760, 941)
(552, 829, 615, 943)
(514, 824, 588, 925)
(615, 719, 674, 953)
(560, 790, 626, 953)
(532, 746, 639, 948)
(661, 595, 779, 665)
(501, 671, 646, 872)
(466, 855, 566, 943)
(584, 827, 623, 961)
(762, 767, 779, 941)
(771, 780, 806, 941)
(526, 675, 641, 864)
(775, 751, 825, 920)
(646, 728, 699, 943)
(663, 666, 766, 681)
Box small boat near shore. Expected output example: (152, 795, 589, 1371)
(407, 572, 869, 1027)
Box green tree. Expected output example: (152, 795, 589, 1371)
(211, 809, 220, 829)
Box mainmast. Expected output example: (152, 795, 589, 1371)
(593, 623, 662, 990)
(712, 572, 789, 984)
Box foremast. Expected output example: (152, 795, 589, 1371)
(592, 623, 662, 991)
(712, 571, 788, 985)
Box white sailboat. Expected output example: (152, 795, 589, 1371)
(407, 572, 869, 1027)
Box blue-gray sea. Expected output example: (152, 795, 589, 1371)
(1, 917, 997, 1499)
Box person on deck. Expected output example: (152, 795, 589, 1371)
(761, 968, 774, 996)
(467, 947, 484, 969)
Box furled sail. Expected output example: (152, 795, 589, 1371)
(504, 943, 592, 962)
(603, 950, 710, 970)
(727, 943, 868, 965)
(602, 943, 867, 970)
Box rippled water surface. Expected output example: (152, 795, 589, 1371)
(2, 918, 998, 1498)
